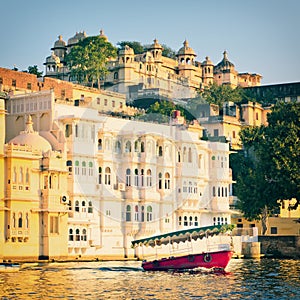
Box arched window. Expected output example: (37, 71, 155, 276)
(19, 167, 23, 183)
(222, 187, 224, 197)
(184, 216, 188, 226)
(213, 217, 216, 225)
(75, 161, 79, 175)
(141, 206, 145, 222)
(189, 216, 193, 226)
(134, 205, 139, 221)
(126, 205, 131, 221)
(88, 201, 93, 213)
(13, 167, 17, 183)
(213, 186, 216, 197)
(69, 229, 74, 241)
(25, 168, 30, 184)
(179, 216, 182, 226)
(115, 140, 121, 153)
(146, 169, 152, 187)
(75, 228, 80, 241)
(188, 148, 192, 163)
(82, 229, 87, 241)
(98, 139, 102, 150)
(18, 213, 22, 228)
(194, 216, 198, 226)
(126, 169, 131, 186)
(158, 173, 162, 190)
(75, 200, 80, 212)
(105, 167, 111, 185)
(98, 167, 102, 184)
(141, 142, 145, 153)
(134, 169, 139, 186)
(114, 71, 118, 79)
(218, 187, 220, 197)
(66, 161, 72, 175)
(75, 124, 79, 138)
(188, 182, 192, 193)
(178, 151, 181, 163)
(125, 141, 131, 153)
(82, 161, 86, 176)
(158, 146, 163, 156)
(82, 201, 86, 212)
(183, 147, 187, 162)
(141, 169, 144, 187)
(134, 140, 139, 152)
(164, 172, 170, 189)
(147, 206, 152, 222)
(88, 162, 93, 176)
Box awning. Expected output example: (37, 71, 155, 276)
(131, 225, 231, 248)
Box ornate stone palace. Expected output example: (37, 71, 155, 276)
(44, 30, 262, 103)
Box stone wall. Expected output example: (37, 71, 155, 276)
(259, 235, 300, 258)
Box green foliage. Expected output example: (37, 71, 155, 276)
(161, 44, 176, 59)
(65, 36, 117, 89)
(117, 41, 144, 54)
(200, 83, 243, 108)
(27, 65, 43, 77)
(234, 101, 300, 232)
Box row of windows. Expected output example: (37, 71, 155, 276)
(9, 212, 29, 229)
(72, 200, 93, 213)
(125, 205, 153, 222)
(69, 228, 87, 241)
(212, 186, 229, 197)
(10, 100, 51, 114)
(96, 97, 123, 109)
(178, 216, 199, 227)
(10, 167, 30, 185)
(213, 217, 228, 226)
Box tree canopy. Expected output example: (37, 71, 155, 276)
(199, 83, 243, 108)
(117, 41, 144, 54)
(27, 65, 43, 77)
(65, 36, 117, 89)
(233, 101, 300, 233)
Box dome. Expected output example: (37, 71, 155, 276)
(177, 40, 196, 56)
(215, 51, 235, 70)
(53, 35, 66, 48)
(9, 115, 52, 153)
(149, 38, 163, 50)
(99, 29, 108, 41)
(119, 45, 135, 56)
(68, 31, 87, 46)
(202, 56, 213, 66)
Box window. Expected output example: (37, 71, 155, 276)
(18, 213, 23, 228)
(82, 161, 86, 176)
(134, 169, 139, 186)
(81, 229, 87, 241)
(141, 142, 145, 152)
(158, 173, 162, 189)
(115, 141, 121, 153)
(112, 100, 115, 108)
(105, 167, 111, 185)
(158, 146, 163, 156)
(120, 102, 123, 109)
(98, 167, 102, 184)
(69, 229, 74, 241)
(0, 77, 3, 84)
(126, 205, 131, 221)
(184, 216, 188, 226)
(98, 139, 102, 150)
(67, 160, 72, 174)
(88, 201, 93, 213)
(141, 206, 145, 222)
(75, 124, 79, 138)
(65, 124, 72, 138)
(97, 97, 100, 104)
(146, 169, 152, 187)
(147, 206, 152, 222)
(88, 162, 93, 176)
(75, 201, 80, 212)
(125, 141, 131, 153)
(233, 131, 236, 139)
(141, 169, 144, 187)
(179, 216, 182, 226)
(188, 148, 192, 163)
(50, 216, 59, 234)
(134, 205, 139, 221)
(194, 216, 198, 227)
(104, 99, 108, 106)
(25, 213, 29, 228)
(164, 173, 170, 189)
(126, 169, 131, 186)
(271, 227, 277, 234)
(81, 201, 86, 212)
(75, 229, 80, 241)
(12, 79, 16, 87)
(27, 83, 32, 90)
(189, 216, 193, 226)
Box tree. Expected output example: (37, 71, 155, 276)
(234, 101, 300, 234)
(200, 83, 243, 108)
(161, 44, 176, 59)
(27, 65, 43, 77)
(65, 36, 117, 89)
(117, 41, 144, 54)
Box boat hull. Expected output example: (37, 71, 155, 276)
(142, 250, 233, 271)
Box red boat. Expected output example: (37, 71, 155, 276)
(132, 225, 234, 271)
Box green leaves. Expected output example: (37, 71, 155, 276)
(65, 36, 117, 89)
(234, 101, 300, 228)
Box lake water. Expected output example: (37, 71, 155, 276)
(0, 258, 299, 299)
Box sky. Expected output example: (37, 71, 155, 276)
(0, 0, 299, 85)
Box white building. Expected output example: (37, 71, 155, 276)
(6, 90, 233, 259)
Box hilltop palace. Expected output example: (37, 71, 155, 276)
(0, 30, 264, 261)
(44, 30, 261, 103)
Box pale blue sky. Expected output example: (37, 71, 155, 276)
(1, 0, 299, 85)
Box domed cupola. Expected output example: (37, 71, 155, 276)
(148, 38, 163, 61)
(53, 35, 66, 48)
(51, 35, 67, 60)
(215, 51, 235, 72)
(9, 115, 52, 153)
(118, 45, 134, 64)
(176, 40, 197, 65)
(202, 56, 214, 85)
(99, 29, 108, 41)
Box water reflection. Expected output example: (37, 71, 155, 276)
(0, 259, 299, 299)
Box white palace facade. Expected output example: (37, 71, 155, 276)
(1, 88, 233, 260)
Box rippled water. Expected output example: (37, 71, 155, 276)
(0, 259, 299, 299)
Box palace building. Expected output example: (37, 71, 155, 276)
(0, 68, 233, 260)
(44, 30, 262, 103)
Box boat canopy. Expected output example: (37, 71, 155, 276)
(132, 225, 227, 248)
